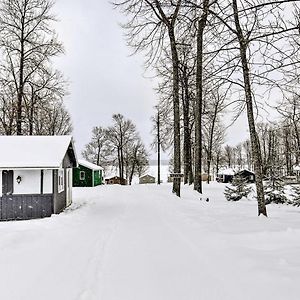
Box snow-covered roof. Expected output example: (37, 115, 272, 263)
(139, 174, 155, 179)
(236, 169, 255, 174)
(0, 135, 77, 169)
(218, 168, 235, 175)
(78, 160, 103, 171)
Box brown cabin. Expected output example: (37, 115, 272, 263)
(105, 176, 127, 185)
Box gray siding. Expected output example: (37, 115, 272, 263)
(53, 152, 72, 214)
(0, 194, 53, 221)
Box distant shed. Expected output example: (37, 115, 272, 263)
(73, 160, 103, 187)
(139, 174, 155, 184)
(235, 169, 255, 183)
(216, 168, 235, 183)
(105, 176, 127, 185)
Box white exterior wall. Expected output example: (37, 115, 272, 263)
(14, 170, 41, 194)
(43, 170, 53, 194)
(0, 169, 53, 195)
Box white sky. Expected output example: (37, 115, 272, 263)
(53, 0, 158, 158)
(52, 0, 253, 159)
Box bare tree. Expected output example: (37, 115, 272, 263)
(224, 145, 234, 168)
(0, 79, 16, 134)
(114, 0, 184, 196)
(243, 139, 252, 170)
(194, 0, 213, 193)
(125, 138, 149, 185)
(276, 93, 300, 165)
(82, 126, 109, 169)
(206, 1, 300, 216)
(203, 84, 226, 183)
(34, 100, 72, 135)
(23, 69, 67, 135)
(151, 106, 169, 185)
(106, 114, 138, 182)
(0, 0, 64, 135)
(178, 43, 195, 185)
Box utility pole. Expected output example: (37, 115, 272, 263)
(157, 109, 161, 185)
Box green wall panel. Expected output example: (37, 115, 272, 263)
(73, 165, 93, 187)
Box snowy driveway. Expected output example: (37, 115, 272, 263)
(1, 183, 300, 300)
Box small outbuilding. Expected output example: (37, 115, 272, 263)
(235, 169, 255, 183)
(0, 135, 77, 221)
(139, 174, 155, 184)
(105, 176, 127, 185)
(216, 168, 235, 183)
(73, 160, 103, 187)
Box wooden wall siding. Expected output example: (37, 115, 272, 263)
(73, 165, 93, 187)
(93, 170, 102, 186)
(53, 152, 71, 214)
(0, 194, 53, 221)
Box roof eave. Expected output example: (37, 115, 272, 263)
(0, 166, 61, 170)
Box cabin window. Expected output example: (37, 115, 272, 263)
(58, 169, 64, 193)
(80, 171, 85, 180)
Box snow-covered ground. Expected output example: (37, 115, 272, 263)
(1, 182, 300, 300)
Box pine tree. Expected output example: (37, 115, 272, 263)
(291, 186, 300, 207)
(264, 175, 287, 205)
(224, 175, 252, 201)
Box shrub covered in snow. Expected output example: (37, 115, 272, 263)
(290, 186, 300, 207)
(224, 175, 252, 201)
(264, 175, 287, 205)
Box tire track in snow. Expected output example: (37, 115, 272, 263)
(99, 185, 232, 300)
(77, 187, 133, 300)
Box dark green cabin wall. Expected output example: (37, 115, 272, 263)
(73, 165, 93, 187)
(93, 170, 102, 186)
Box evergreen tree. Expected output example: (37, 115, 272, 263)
(264, 175, 287, 205)
(224, 175, 252, 201)
(291, 186, 300, 207)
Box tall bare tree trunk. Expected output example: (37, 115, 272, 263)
(117, 146, 122, 179)
(29, 92, 35, 135)
(182, 65, 193, 185)
(157, 110, 161, 185)
(232, 0, 267, 216)
(169, 27, 181, 197)
(17, 17, 25, 135)
(292, 119, 300, 165)
(194, 0, 210, 193)
(97, 142, 101, 165)
(206, 107, 218, 184)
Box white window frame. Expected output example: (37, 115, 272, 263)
(80, 171, 85, 180)
(58, 169, 64, 193)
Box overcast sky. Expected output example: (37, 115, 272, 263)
(53, 0, 158, 158)
(52, 0, 250, 160)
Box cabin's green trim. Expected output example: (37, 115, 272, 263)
(73, 164, 102, 187)
(94, 169, 102, 186)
